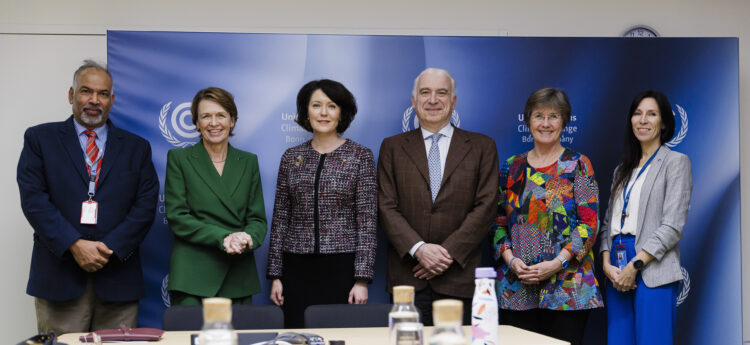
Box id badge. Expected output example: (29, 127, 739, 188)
(81, 200, 98, 224)
(614, 246, 628, 270)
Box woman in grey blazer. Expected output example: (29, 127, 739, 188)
(600, 90, 692, 345)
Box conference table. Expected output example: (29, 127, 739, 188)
(58, 325, 569, 344)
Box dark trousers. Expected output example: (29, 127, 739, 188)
(413, 286, 472, 326)
(500, 308, 590, 345)
(282, 253, 355, 328)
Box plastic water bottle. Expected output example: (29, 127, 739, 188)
(389, 285, 420, 345)
(198, 297, 237, 345)
(471, 267, 498, 345)
(429, 299, 466, 345)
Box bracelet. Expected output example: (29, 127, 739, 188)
(509, 257, 517, 269)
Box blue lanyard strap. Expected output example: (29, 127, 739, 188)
(85, 154, 102, 200)
(619, 148, 660, 235)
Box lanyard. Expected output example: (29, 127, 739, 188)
(85, 154, 103, 200)
(618, 148, 659, 244)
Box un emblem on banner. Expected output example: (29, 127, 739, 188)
(159, 101, 200, 147)
(666, 104, 688, 148)
(677, 266, 690, 307)
(402, 106, 461, 132)
(162, 274, 171, 307)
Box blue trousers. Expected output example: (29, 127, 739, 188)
(606, 235, 678, 345)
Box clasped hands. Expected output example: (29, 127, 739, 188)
(603, 261, 638, 292)
(510, 258, 562, 285)
(223, 232, 253, 254)
(70, 239, 113, 273)
(413, 243, 453, 280)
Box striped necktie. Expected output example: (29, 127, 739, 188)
(84, 130, 99, 164)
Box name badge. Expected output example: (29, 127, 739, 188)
(81, 200, 98, 224)
(614, 246, 628, 270)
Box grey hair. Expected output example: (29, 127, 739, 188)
(412, 67, 456, 98)
(72, 59, 112, 88)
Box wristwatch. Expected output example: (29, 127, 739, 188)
(632, 259, 645, 271)
(555, 255, 569, 269)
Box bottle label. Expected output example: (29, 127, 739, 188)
(471, 278, 498, 345)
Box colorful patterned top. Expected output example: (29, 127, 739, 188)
(492, 148, 603, 310)
(267, 139, 377, 281)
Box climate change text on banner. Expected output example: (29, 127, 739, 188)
(107, 31, 739, 344)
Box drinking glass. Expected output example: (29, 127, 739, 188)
(391, 321, 423, 345)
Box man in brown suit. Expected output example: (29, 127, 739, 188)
(378, 68, 499, 325)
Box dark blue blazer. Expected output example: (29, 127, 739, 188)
(17, 116, 159, 302)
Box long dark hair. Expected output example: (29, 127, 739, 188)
(612, 90, 676, 194)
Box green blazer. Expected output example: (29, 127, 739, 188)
(165, 141, 267, 298)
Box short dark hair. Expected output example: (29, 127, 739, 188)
(296, 79, 357, 133)
(613, 90, 676, 194)
(523, 88, 572, 128)
(190, 87, 238, 136)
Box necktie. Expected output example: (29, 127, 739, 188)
(84, 130, 103, 189)
(428, 133, 443, 202)
(84, 130, 99, 164)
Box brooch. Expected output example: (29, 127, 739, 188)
(295, 155, 303, 167)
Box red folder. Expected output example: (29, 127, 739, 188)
(79, 325, 164, 342)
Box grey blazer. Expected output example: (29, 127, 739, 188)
(599, 145, 692, 287)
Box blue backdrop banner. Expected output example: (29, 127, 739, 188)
(107, 31, 739, 344)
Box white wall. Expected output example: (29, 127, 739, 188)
(1, 0, 747, 341)
(0, 34, 106, 337)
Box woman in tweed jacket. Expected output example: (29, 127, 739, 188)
(266, 79, 377, 328)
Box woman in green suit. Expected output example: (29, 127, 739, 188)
(165, 87, 267, 305)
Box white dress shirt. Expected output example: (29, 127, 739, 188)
(420, 124, 453, 175)
(609, 165, 650, 237)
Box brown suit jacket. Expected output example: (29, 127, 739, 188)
(378, 127, 499, 298)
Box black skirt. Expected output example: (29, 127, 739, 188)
(281, 252, 356, 328)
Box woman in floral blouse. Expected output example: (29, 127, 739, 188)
(266, 79, 377, 328)
(492, 88, 603, 345)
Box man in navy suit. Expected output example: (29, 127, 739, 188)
(17, 60, 159, 333)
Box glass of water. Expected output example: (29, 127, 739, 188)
(391, 321, 423, 345)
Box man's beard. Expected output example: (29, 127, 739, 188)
(79, 105, 105, 127)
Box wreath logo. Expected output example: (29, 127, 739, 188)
(666, 104, 688, 148)
(677, 266, 690, 307)
(161, 274, 171, 307)
(159, 101, 200, 147)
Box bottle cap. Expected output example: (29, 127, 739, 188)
(432, 299, 463, 324)
(393, 285, 415, 303)
(203, 297, 232, 323)
(475, 267, 497, 279)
